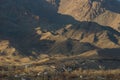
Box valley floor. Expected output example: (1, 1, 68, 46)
(0, 55, 120, 80)
(0, 69, 120, 80)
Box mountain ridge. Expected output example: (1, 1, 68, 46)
(0, 0, 120, 59)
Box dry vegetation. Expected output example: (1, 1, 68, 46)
(0, 68, 120, 80)
(0, 55, 120, 80)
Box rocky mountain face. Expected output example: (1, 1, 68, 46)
(58, 0, 120, 31)
(0, 0, 120, 59)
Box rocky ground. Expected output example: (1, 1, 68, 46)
(0, 55, 120, 80)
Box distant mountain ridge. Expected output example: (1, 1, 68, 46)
(58, 0, 120, 31)
(0, 0, 120, 59)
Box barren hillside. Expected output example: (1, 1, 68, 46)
(58, 0, 120, 31)
(0, 0, 120, 59)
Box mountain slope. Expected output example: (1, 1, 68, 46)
(58, 0, 120, 31)
(0, 0, 120, 59)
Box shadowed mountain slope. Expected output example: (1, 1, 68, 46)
(0, 0, 120, 59)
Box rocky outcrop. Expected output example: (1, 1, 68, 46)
(0, 40, 16, 56)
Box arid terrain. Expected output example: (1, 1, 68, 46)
(0, 0, 120, 80)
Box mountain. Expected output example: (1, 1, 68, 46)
(0, 0, 120, 59)
(58, 0, 120, 31)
